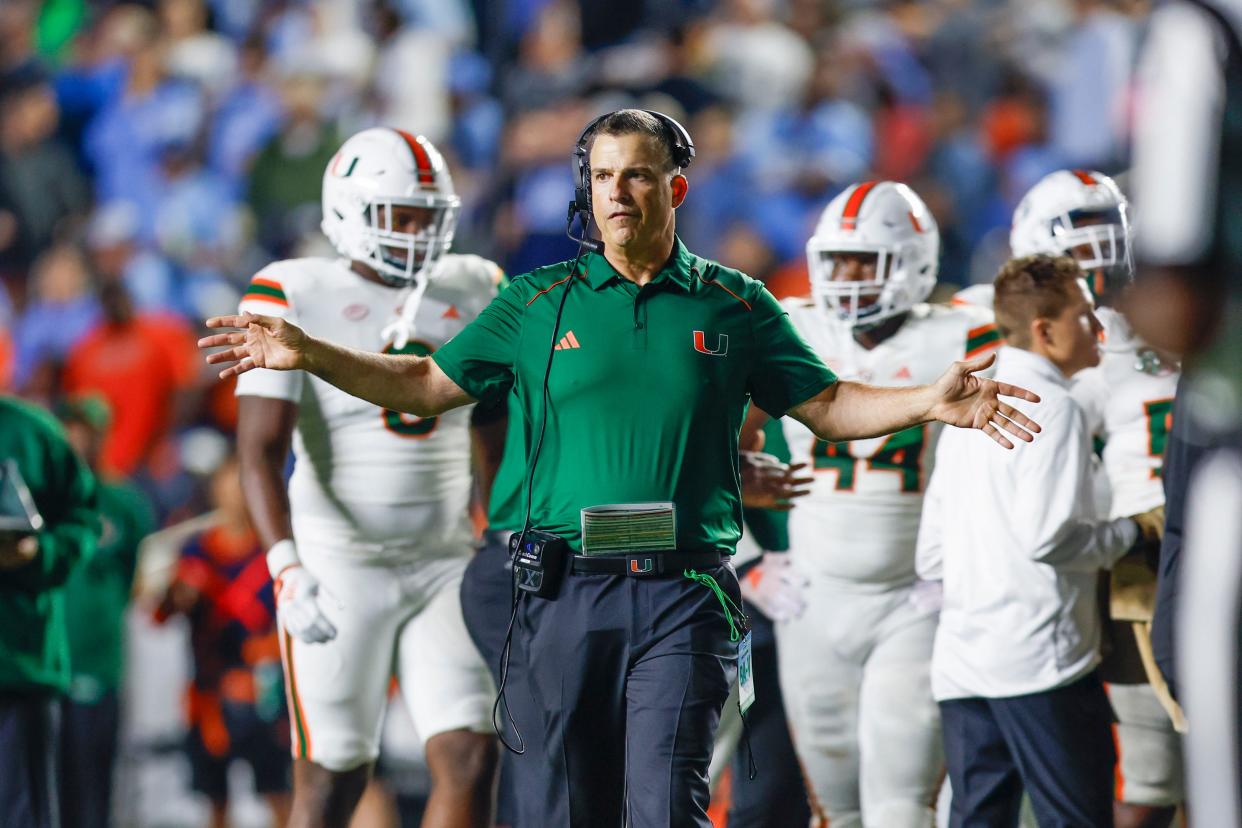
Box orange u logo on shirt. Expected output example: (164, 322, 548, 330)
(693, 331, 728, 356)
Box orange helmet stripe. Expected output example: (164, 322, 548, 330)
(840, 180, 879, 230)
(392, 129, 437, 187)
(1070, 169, 1098, 186)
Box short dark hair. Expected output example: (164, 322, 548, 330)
(585, 109, 681, 172)
(993, 254, 1084, 349)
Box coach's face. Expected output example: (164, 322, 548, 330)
(590, 132, 688, 253)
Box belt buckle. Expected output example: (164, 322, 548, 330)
(625, 553, 661, 578)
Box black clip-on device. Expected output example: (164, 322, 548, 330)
(509, 530, 568, 600)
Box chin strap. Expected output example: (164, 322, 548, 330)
(380, 274, 430, 350)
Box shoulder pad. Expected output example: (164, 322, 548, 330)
(435, 253, 505, 297)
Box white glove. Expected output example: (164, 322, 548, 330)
(274, 564, 338, 644)
(741, 552, 809, 623)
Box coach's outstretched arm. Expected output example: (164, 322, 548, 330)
(789, 352, 1042, 450)
(199, 313, 475, 416)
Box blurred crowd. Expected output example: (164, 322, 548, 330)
(0, 0, 1153, 509)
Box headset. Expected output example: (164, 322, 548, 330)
(566, 109, 696, 253)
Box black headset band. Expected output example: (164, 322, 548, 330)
(573, 109, 695, 170)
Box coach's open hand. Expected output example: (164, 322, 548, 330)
(200, 313, 310, 378)
(927, 352, 1041, 449)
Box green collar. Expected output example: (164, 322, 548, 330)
(581, 237, 695, 291)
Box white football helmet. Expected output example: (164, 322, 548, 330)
(807, 181, 940, 329)
(1010, 169, 1132, 296)
(321, 128, 461, 286)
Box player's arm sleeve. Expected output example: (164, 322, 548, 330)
(6, 425, 100, 592)
(235, 270, 305, 402)
(741, 508, 789, 553)
(964, 319, 1003, 364)
(1012, 401, 1137, 571)
(739, 418, 792, 552)
(747, 287, 837, 417)
(432, 280, 525, 406)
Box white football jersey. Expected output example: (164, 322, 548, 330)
(1071, 306, 1178, 518)
(781, 300, 1001, 588)
(235, 255, 501, 555)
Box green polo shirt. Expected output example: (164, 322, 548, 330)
(434, 239, 836, 555)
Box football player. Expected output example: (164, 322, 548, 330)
(235, 127, 504, 828)
(742, 181, 999, 827)
(1012, 169, 1183, 828)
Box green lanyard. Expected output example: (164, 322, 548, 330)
(683, 568, 749, 642)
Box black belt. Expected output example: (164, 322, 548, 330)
(570, 550, 725, 578)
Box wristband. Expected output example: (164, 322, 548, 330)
(266, 539, 300, 579)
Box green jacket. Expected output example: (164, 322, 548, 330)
(0, 397, 99, 694)
(63, 480, 153, 701)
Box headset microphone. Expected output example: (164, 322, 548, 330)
(566, 203, 604, 253)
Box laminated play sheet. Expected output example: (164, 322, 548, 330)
(580, 502, 676, 555)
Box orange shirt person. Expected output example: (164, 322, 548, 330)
(63, 281, 198, 477)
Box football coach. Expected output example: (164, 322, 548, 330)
(199, 109, 1041, 828)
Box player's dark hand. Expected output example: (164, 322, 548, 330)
(740, 452, 813, 511)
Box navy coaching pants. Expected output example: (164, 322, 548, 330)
(460, 530, 543, 827)
(940, 671, 1116, 828)
(0, 693, 61, 828)
(518, 562, 739, 828)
